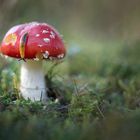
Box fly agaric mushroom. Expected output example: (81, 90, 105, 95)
(0, 22, 66, 102)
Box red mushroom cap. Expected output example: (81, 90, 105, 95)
(0, 22, 66, 60)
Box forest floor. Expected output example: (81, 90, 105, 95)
(0, 33, 140, 140)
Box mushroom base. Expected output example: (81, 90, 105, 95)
(20, 60, 47, 102)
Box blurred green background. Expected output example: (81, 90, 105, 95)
(0, 0, 140, 140)
(1, 0, 140, 40)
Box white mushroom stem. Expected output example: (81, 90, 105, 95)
(20, 60, 47, 102)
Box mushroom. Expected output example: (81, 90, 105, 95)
(0, 22, 66, 102)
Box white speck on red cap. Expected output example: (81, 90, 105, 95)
(38, 44, 43, 47)
(34, 58, 40, 61)
(57, 53, 64, 59)
(36, 34, 40, 37)
(42, 30, 49, 34)
(43, 51, 49, 58)
(43, 38, 50, 43)
(50, 31, 55, 39)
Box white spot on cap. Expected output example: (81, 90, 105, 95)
(57, 54, 64, 59)
(42, 30, 49, 34)
(51, 31, 55, 35)
(50, 35, 55, 39)
(30, 22, 39, 26)
(36, 34, 40, 37)
(49, 57, 57, 60)
(43, 51, 49, 59)
(4, 55, 8, 59)
(43, 38, 50, 43)
(38, 44, 43, 47)
(34, 58, 39, 61)
(50, 31, 55, 39)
